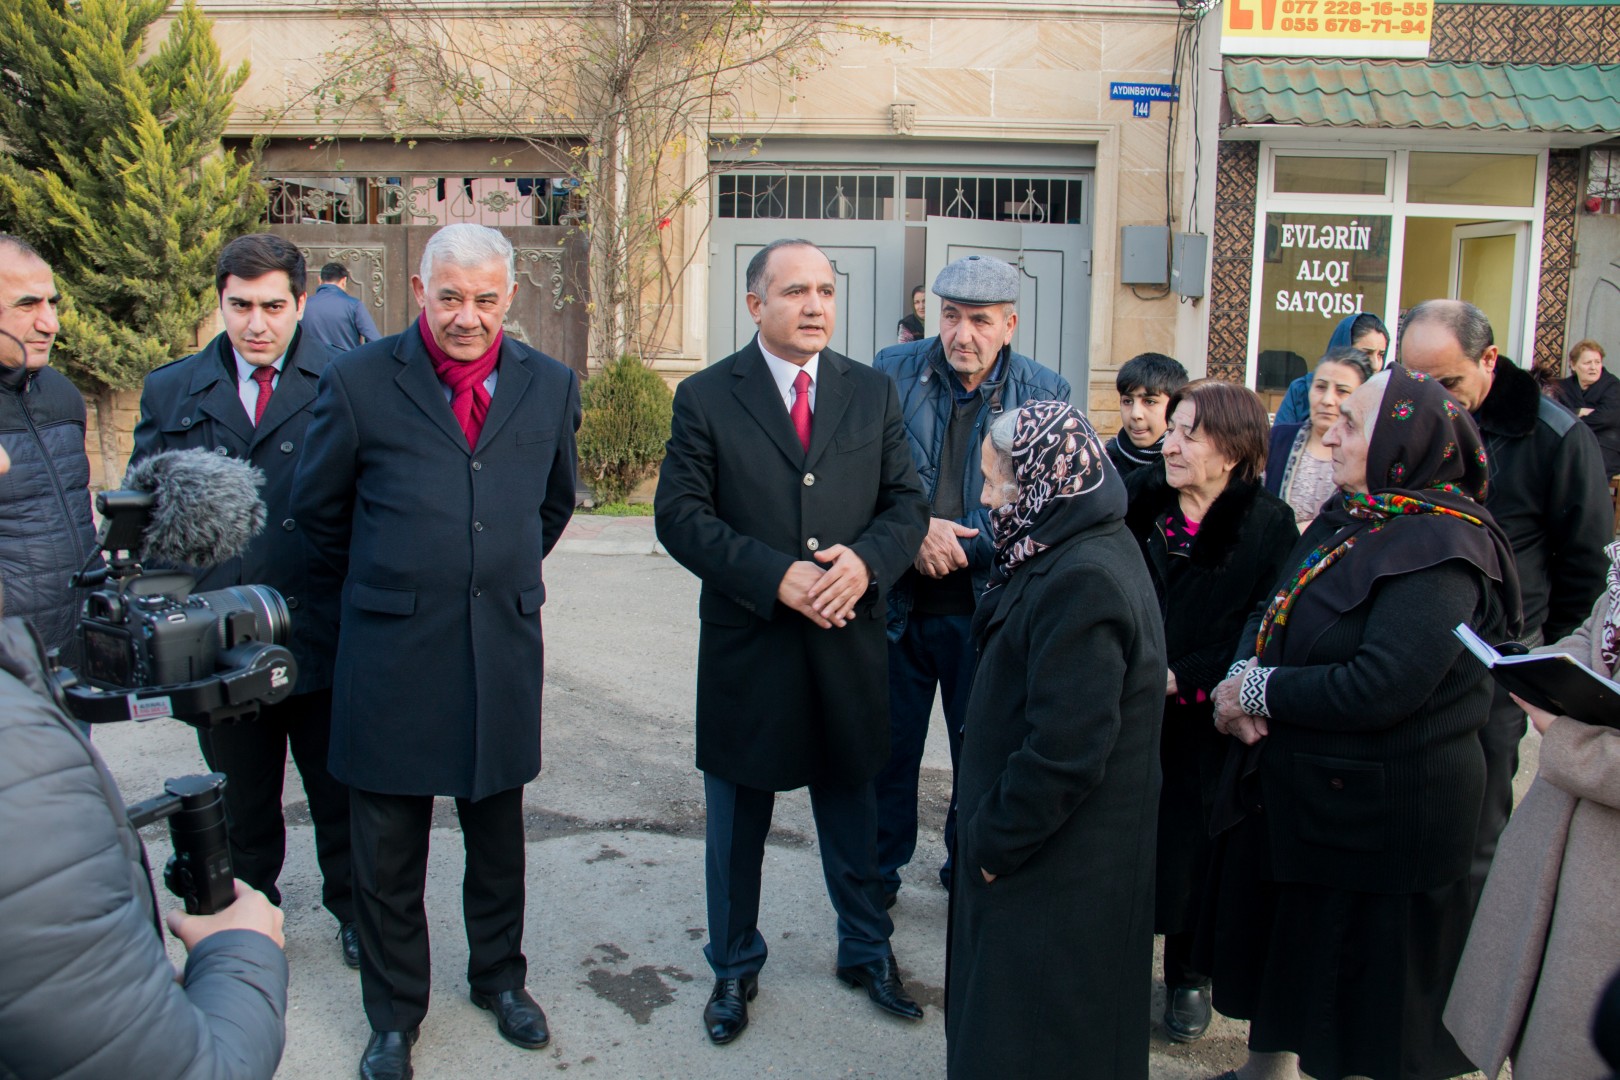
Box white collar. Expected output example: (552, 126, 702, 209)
(757, 336, 819, 400)
(232, 348, 287, 382)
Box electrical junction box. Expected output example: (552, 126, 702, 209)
(1121, 226, 1169, 285)
(1172, 232, 1208, 298)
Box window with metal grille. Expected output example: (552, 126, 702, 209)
(261, 176, 585, 227)
(902, 176, 1086, 224)
(716, 173, 897, 220)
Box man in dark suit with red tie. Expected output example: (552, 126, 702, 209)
(295, 224, 579, 1080)
(132, 233, 355, 969)
(655, 238, 930, 1045)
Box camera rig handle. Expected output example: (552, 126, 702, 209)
(124, 773, 236, 916)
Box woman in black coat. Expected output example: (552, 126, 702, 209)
(1554, 339, 1620, 476)
(1205, 365, 1522, 1080)
(1124, 380, 1298, 1044)
(947, 402, 1165, 1080)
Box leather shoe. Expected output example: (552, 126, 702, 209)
(339, 922, 361, 970)
(1164, 983, 1213, 1042)
(835, 953, 924, 1020)
(358, 1028, 417, 1080)
(470, 987, 550, 1049)
(703, 974, 758, 1044)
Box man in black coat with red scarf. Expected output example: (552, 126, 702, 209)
(296, 223, 579, 1080)
(655, 239, 929, 1045)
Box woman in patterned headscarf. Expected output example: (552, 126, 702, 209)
(1203, 365, 1521, 1080)
(946, 401, 1166, 1080)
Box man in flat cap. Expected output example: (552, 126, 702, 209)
(656, 238, 929, 1045)
(871, 254, 1069, 908)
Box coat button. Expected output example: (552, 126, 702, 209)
(1329, 777, 1345, 790)
(472, 461, 482, 471)
(215, 446, 229, 455)
(181, 416, 193, 427)
(803, 472, 815, 486)
(473, 587, 483, 597)
(282, 518, 296, 531)
(473, 521, 484, 532)
(280, 441, 294, 453)
(286, 596, 299, 609)
(806, 537, 819, 551)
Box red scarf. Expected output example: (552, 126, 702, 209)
(419, 311, 502, 450)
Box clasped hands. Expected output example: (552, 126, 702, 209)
(1212, 658, 1269, 746)
(778, 545, 871, 629)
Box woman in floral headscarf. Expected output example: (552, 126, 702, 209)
(1204, 365, 1521, 1080)
(946, 401, 1166, 1080)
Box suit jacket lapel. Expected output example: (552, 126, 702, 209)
(250, 329, 318, 450)
(393, 324, 475, 453)
(472, 338, 532, 454)
(804, 350, 852, 471)
(192, 336, 254, 445)
(732, 340, 809, 468)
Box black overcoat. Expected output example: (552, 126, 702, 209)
(654, 339, 927, 791)
(946, 522, 1164, 1080)
(293, 325, 579, 800)
(131, 329, 334, 692)
(1124, 469, 1299, 932)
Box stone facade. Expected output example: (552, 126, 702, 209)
(175, 0, 1194, 441)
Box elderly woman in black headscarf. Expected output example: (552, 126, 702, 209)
(1203, 365, 1521, 1080)
(946, 401, 1165, 1080)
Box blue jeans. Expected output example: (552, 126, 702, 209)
(874, 611, 975, 895)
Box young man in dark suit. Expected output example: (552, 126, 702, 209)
(295, 223, 580, 1080)
(131, 233, 355, 969)
(655, 239, 930, 1045)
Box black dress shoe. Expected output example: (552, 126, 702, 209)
(339, 922, 361, 970)
(835, 953, 924, 1020)
(1164, 983, 1213, 1042)
(470, 987, 550, 1049)
(359, 1028, 418, 1080)
(703, 974, 758, 1045)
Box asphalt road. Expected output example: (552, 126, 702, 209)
(95, 524, 1516, 1079)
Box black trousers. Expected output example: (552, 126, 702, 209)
(1469, 680, 1527, 903)
(703, 773, 893, 979)
(198, 687, 352, 923)
(351, 785, 528, 1032)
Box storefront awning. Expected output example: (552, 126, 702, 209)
(1225, 58, 1620, 134)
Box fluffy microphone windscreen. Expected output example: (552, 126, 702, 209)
(121, 449, 268, 568)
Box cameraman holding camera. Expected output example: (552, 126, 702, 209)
(0, 431, 290, 1079)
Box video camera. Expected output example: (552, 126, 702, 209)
(51, 447, 298, 915)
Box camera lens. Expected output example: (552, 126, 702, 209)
(193, 584, 290, 648)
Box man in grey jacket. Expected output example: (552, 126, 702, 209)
(0, 419, 290, 1080)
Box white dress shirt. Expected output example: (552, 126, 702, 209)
(233, 349, 285, 425)
(758, 336, 818, 414)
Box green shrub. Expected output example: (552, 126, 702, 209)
(578, 355, 673, 506)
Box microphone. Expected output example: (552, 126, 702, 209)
(114, 449, 268, 568)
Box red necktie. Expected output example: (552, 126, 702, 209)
(251, 366, 276, 427)
(790, 369, 812, 452)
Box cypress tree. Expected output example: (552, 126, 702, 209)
(0, 0, 264, 482)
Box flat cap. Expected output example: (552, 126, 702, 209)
(932, 254, 1020, 306)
